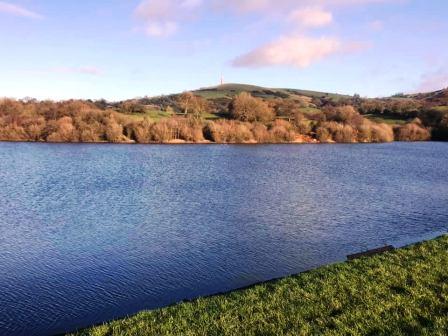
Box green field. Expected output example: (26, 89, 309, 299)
(119, 109, 219, 122)
(365, 114, 408, 125)
(72, 235, 448, 336)
(116, 109, 172, 121)
(433, 106, 448, 112)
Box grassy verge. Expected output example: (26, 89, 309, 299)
(73, 235, 448, 336)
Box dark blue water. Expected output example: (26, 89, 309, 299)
(0, 142, 447, 336)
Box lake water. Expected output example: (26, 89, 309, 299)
(0, 142, 447, 336)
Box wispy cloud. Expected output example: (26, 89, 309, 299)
(134, 0, 203, 37)
(132, 0, 399, 69)
(288, 7, 333, 28)
(416, 68, 448, 93)
(229, 0, 380, 69)
(0, 1, 43, 19)
(232, 35, 341, 68)
(133, 0, 397, 37)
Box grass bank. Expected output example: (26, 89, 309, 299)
(73, 235, 448, 336)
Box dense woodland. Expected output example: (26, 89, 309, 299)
(1, 84, 447, 144)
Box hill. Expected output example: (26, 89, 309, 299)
(193, 83, 351, 101)
(408, 88, 448, 107)
(113, 83, 447, 136)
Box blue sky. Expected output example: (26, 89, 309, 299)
(0, 0, 447, 100)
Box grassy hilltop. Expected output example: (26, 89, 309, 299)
(72, 235, 448, 336)
(193, 83, 351, 101)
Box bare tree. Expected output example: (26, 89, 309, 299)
(230, 92, 274, 122)
(178, 92, 195, 115)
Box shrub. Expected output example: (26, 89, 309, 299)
(357, 122, 372, 142)
(370, 123, 394, 142)
(47, 116, 79, 142)
(80, 127, 102, 142)
(150, 120, 173, 143)
(324, 105, 364, 128)
(203, 122, 220, 142)
(316, 126, 332, 142)
(178, 118, 205, 142)
(251, 123, 271, 143)
(395, 122, 431, 141)
(357, 121, 394, 143)
(293, 112, 312, 135)
(25, 117, 46, 141)
(0, 123, 28, 141)
(230, 92, 274, 122)
(269, 120, 296, 142)
(335, 124, 356, 143)
(133, 119, 153, 143)
(317, 121, 355, 143)
(204, 120, 253, 143)
(105, 115, 124, 143)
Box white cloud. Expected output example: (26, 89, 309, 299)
(288, 7, 333, 28)
(132, 0, 397, 72)
(225, 0, 386, 69)
(232, 35, 341, 68)
(0, 1, 43, 19)
(135, 0, 203, 37)
(134, 0, 397, 37)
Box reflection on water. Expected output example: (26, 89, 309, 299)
(0, 142, 447, 336)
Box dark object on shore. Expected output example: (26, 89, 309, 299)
(347, 245, 395, 260)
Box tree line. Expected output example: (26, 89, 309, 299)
(0, 91, 443, 144)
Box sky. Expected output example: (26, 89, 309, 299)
(0, 0, 447, 101)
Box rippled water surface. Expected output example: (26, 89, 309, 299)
(0, 142, 447, 335)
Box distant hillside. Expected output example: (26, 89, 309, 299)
(121, 83, 447, 129)
(408, 88, 448, 106)
(135, 83, 448, 107)
(193, 83, 351, 102)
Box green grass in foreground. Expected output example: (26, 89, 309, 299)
(73, 235, 448, 336)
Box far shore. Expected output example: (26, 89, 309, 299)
(1, 138, 441, 146)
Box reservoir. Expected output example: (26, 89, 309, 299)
(0, 142, 447, 336)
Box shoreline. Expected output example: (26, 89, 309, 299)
(0, 139, 441, 146)
(69, 233, 448, 336)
